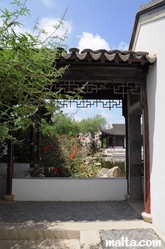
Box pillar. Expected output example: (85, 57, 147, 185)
(141, 81, 151, 220)
(127, 93, 142, 201)
(128, 114, 142, 201)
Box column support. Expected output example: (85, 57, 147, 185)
(126, 93, 142, 201)
(141, 81, 152, 222)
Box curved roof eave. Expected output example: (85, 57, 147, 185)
(57, 48, 156, 65)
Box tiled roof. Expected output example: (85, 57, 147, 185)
(101, 124, 125, 136)
(58, 48, 156, 64)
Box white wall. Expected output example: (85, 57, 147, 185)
(13, 178, 127, 201)
(132, 9, 165, 235)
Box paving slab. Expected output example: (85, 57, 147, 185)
(80, 230, 102, 249)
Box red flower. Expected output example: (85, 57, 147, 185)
(48, 131, 51, 135)
(72, 146, 77, 155)
(53, 168, 58, 173)
(43, 146, 48, 152)
(69, 154, 74, 159)
(61, 134, 65, 137)
(81, 137, 86, 141)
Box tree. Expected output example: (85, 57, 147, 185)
(77, 114, 107, 137)
(0, 0, 79, 142)
(51, 113, 79, 136)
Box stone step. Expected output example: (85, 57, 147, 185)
(0, 224, 103, 248)
(0, 239, 80, 249)
(80, 230, 102, 249)
(0, 223, 80, 240)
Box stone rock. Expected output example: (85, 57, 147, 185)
(95, 162, 101, 166)
(97, 166, 122, 178)
(111, 166, 122, 177)
(97, 168, 108, 177)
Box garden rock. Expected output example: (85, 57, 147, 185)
(97, 166, 122, 178)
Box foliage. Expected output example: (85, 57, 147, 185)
(32, 133, 66, 177)
(0, 0, 81, 142)
(31, 133, 85, 177)
(72, 162, 101, 178)
(31, 132, 102, 178)
(50, 113, 80, 136)
(77, 114, 107, 137)
(12, 127, 31, 163)
(59, 134, 85, 174)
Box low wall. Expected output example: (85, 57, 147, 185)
(13, 177, 127, 201)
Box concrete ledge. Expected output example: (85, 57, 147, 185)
(141, 211, 152, 223)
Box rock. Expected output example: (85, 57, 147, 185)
(97, 168, 109, 177)
(95, 162, 101, 166)
(109, 166, 122, 177)
(97, 166, 122, 178)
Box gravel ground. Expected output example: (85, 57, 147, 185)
(0, 201, 141, 223)
(100, 228, 165, 249)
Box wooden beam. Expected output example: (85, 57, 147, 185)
(58, 67, 146, 84)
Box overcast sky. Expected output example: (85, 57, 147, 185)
(1, 0, 151, 126)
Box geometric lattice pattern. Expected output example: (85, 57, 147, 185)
(56, 99, 122, 110)
(55, 81, 140, 96)
(114, 82, 141, 95)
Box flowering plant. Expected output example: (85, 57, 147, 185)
(59, 134, 85, 174)
(31, 132, 85, 177)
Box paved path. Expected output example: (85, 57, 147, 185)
(0, 201, 141, 223)
(0, 201, 165, 248)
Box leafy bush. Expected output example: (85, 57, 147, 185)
(31, 133, 85, 177)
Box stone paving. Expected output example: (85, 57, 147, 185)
(0, 201, 165, 248)
(101, 228, 165, 249)
(0, 177, 165, 249)
(0, 201, 141, 223)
